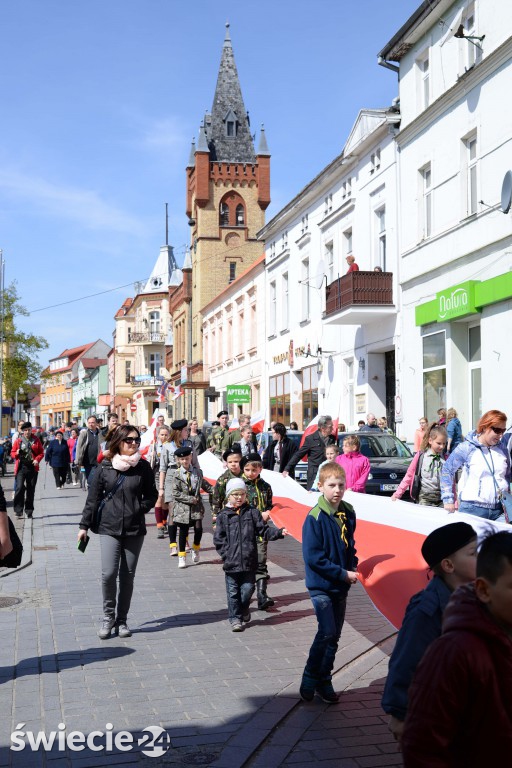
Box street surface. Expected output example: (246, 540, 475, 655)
(0, 464, 403, 767)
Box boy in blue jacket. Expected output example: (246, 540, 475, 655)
(300, 462, 358, 704)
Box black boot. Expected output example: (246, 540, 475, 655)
(257, 580, 274, 610)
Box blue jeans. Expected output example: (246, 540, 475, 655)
(304, 592, 347, 682)
(458, 501, 505, 522)
(224, 572, 255, 624)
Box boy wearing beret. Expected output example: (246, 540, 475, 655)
(211, 446, 243, 527)
(382, 521, 477, 745)
(171, 446, 213, 569)
(208, 411, 231, 458)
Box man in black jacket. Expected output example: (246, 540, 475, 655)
(283, 416, 335, 490)
(262, 423, 296, 474)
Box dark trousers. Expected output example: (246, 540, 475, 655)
(304, 592, 347, 683)
(52, 466, 68, 488)
(14, 465, 38, 516)
(256, 538, 269, 581)
(177, 520, 202, 551)
(99, 534, 144, 622)
(84, 464, 97, 481)
(225, 571, 255, 624)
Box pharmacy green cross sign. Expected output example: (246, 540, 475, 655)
(226, 385, 251, 404)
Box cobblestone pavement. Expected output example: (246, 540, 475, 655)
(0, 465, 403, 767)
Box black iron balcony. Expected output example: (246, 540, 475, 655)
(128, 332, 166, 344)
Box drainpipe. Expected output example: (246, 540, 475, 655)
(378, 56, 399, 74)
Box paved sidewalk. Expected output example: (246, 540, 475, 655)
(0, 469, 402, 767)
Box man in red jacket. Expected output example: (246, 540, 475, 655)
(11, 422, 44, 518)
(402, 531, 512, 767)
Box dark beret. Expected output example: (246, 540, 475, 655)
(421, 522, 476, 568)
(174, 446, 192, 458)
(223, 445, 242, 461)
(217, 410, 229, 418)
(21, 422, 32, 430)
(171, 419, 188, 431)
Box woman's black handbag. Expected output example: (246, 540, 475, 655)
(0, 517, 23, 568)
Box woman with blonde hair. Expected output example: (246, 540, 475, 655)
(446, 407, 463, 454)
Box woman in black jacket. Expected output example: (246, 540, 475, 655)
(78, 425, 157, 639)
(262, 423, 296, 475)
(45, 430, 70, 489)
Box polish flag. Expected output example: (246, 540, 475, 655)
(299, 415, 320, 448)
(250, 410, 266, 434)
(229, 416, 240, 433)
(139, 409, 163, 458)
(172, 385, 184, 400)
(332, 417, 339, 436)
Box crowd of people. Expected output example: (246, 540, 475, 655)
(2, 404, 512, 763)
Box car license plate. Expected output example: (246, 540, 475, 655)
(381, 483, 398, 491)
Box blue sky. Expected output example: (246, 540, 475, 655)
(0, 0, 419, 366)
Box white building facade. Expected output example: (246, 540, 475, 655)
(258, 109, 401, 430)
(202, 257, 265, 420)
(379, 0, 512, 437)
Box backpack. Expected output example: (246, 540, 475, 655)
(411, 451, 425, 502)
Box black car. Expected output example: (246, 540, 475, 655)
(338, 432, 413, 496)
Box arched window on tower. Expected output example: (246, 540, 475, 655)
(236, 204, 245, 226)
(220, 202, 229, 226)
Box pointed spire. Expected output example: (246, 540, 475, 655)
(257, 124, 270, 156)
(208, 25, 255, 163)
(187, 138, 196, 168)
(196, 121, 208, 152)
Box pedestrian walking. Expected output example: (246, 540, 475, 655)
(300, 462, 358, 704)
(213, 479, 287, 632)
(167, 446, 213, 569)
(77, 425, 157, 639)
(392, 424, 447, 506)
(283, 415, 336, 490)
(381, 522, 477, 745)
(76, 416, 101, 482)
(151, 425, 170, 539)
(445, 407, 463, 454)
(11, 422, 44, 518)
(207, 411, 231, 458)
(159, 419, 197, 555)
(262, 423, 296, 474)
(211, 446, 243, 527)
(45, 430, 71, 490)
(188, 418, 207, 456)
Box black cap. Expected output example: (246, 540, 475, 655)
(421, 522, 477, 568)
(217, 410, 229, 418)
(21, 422, 32, 430)
(211, 421, 220, 427)
(171, 419, 188, 431)
(241, 452, 263, 470)
(223, 445, 242, 461)
(174, 446, 192, 458)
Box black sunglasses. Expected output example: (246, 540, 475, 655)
(123, 437, 141, 445)
(490, 426, 506, 435)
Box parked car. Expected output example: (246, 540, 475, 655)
(337, 432, 413, 496)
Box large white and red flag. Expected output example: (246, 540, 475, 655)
(250, 410, 266, 435)
(139, 408, 164, 458)
(299, 415, 319, 448)
(198, 450, 506, 630)
(229, 416, 240, 433)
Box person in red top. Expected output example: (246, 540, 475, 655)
(11, 422, 44, 518)
(402, 531, 512, 767)
(336, 435, 370, 493)
(345, 255, 359, 273)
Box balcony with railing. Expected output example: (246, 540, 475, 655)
(128, 332, 166, 344)
(324, 271, 396, 325)
(130, 376, 164, 388)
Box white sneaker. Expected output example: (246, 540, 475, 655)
(178, 556, 187, 569)
(169, 544, 178, 557)
(192, 548, 200, 564)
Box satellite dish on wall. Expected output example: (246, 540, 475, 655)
(440, 8, 464, 46)
(500, 171, 512, 214)
(315, 260, 327, 289)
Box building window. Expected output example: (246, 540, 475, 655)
(343, 228, 353, 258)
(301, 258, 310, 321)
(465, 134, 478, 216)
(325, 241, 334, 282)
(324, 194, 333, 215)
(420, 164, 432, 238)
(370, 149, 381, 174)
(301, 214, 309, 235)
(375, 207, 386, 270)
(422, 331, 446, 420)
(302, 365, 319, 427)
(226, 120, 235, 137)
(229, 262, 236, 283)
(281, 231, 288, 250)
(417, 51, 430, 109)
(269, 241, 276, 260)
(282, 272, 289, 330)
(149, 353, 161, 377)
(125, 361, 131, 384)
(269, 281, 277, 336)
(219, 202, 229, 226)
(269, 373, 290, 425)
(149, 311, 160, 334)
(469, 325, 481, 428)
(342, 177, 352, 199)
(465, 4, 482, 68)
(127, 326, 132, 343)
(236, 204, 245, 226)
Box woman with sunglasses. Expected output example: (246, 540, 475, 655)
(78, 425, 157, 639)
(441, 410, 510, 520)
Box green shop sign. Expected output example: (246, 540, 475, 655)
(436, 281, 478, 322)
(78, 398, 96, 409)
(226, 385, 251, 404)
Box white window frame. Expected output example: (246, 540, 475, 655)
(325, 241, 334, 283)
(375, 207, 386, 270)
(343, 228, 353, 258)
(465, 4, 482, 69)
(282, 272, 289, 331)
(301, 258, 310, 321)
(269, 281, 277, 336)
(416, 49, 430, 110)
(465, 133, 478, 216)
(419, 164, 432, 239)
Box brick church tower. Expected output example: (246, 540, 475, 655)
(170, 23, 270, 420)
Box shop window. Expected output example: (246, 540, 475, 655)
(469, 325, 481, 428)
(269, 373, 290, 425)
(422, 331, 446, 420)
(302, 364, 319, 427)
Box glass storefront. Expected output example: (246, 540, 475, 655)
(269, 373, 290, 424)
